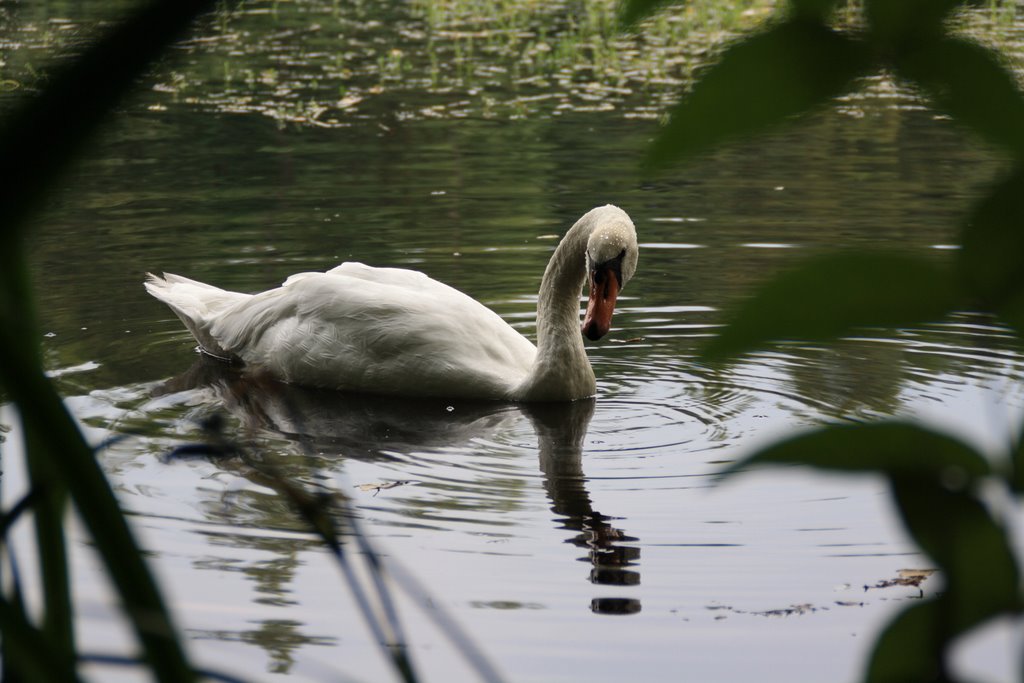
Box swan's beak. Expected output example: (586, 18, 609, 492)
(582, 264, 621, 341)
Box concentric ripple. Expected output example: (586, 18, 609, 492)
(56, 306, 1024, 540)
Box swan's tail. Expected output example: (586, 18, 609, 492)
(144, 273, 250, 360)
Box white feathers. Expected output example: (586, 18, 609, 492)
(145, 205, 638, 401)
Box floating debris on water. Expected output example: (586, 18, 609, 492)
(355, 480, 416, 496)
(865, 568, 937, 592)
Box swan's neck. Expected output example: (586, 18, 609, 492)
(519, 218, 595, 400)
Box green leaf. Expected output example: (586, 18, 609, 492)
(26, 425, 75, 667)
(0, 0, 219, 242)
(895, 36, 1024, 157)
(891, 477, 1021, 630)
(702, 251, 961, 361)
(866, 601, 946, 683)
(871, 480, 1021, 681)
(865, 0, 968, 43)
(0, 597, 80, 682)
(959, 168, 1024, 308)
(1013, 425, 1024, 494)
(618, 0, 680, 28)
(997, 291, 1024, 346)
(718, 422, 991, 481)
(788, 0, 845, 21)
(646, 19, 871, 167)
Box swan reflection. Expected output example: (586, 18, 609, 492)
(160, 356, 520, 459)
(161, 356, 641, 615)
(527, 402, 642, 614)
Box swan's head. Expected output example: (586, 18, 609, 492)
(581, 205, 638, 341)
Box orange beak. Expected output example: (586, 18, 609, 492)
(582, 265, 621, 341)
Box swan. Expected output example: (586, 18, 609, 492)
(145, 204, 638, 402)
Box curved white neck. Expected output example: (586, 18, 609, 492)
(518, 216, 596, 401)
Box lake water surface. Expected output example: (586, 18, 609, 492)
(4, 2, 1024, 682)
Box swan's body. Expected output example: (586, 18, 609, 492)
(146, 204, 638, 402)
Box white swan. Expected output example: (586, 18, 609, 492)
(145, 204, 638, 402)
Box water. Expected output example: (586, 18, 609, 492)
(4, 2, 1024, 681)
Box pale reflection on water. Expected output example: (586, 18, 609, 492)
(161, 358, 644, 615)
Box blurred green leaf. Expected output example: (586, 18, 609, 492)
(26, 425, 74, 667)
(0, 0, 219, 242)
(0, 597, 79, 682)
(866, 601, 946, 683)
(998, 291, 1024, 346)
(1012, 426, 1024, 494)
(701, 251, 961, 361)
(896, 36, 1024, 157)
(618, 0, 681, 28)
(865, 0, 967, 43)
(891, 477, 1021, 629)
(788, 0, 844, 21)
(959, 168, 1024, 308)
(646, 19, 871, 167)
(718, 422, 991, 480)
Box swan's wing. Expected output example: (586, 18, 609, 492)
(325, 262, 438, 289)
(209, 267, 536, 399)
(285, 263, 463, 300)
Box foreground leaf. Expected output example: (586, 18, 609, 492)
(891, 477, 1021, 629)
(788, 0, 845, 21)
(0, 0, 218, 242)
(26, 425, 74, 668)
(868, 479, 1022, 682)
(1013, 427, 1024, 494)
(718, 422, 991, 481)
(0, 598, 79, 682)
(865, 0, 969, 44)
(646, 18, 871, 166)
(959, 167, 1024, 310)
(702, 251, 961, 361)
(866, 601, 946, 683)
(896, 36, 1024, 157)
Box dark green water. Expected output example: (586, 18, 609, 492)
(4, 2, 1024, 682)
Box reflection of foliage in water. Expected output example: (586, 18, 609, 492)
(191, 618, 336, 675)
